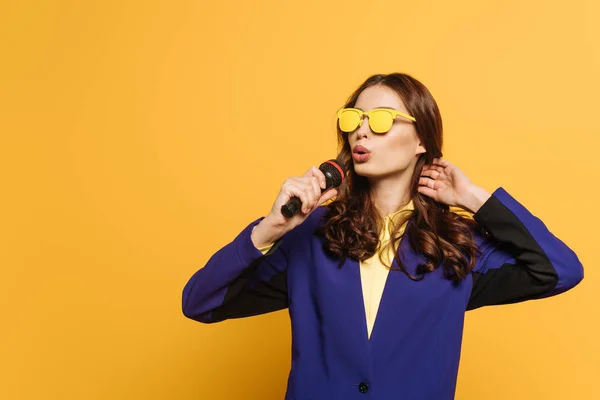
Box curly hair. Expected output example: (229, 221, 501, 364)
(317, 73, 485, 282)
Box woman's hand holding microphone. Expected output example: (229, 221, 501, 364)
(251, 162, 343, 249)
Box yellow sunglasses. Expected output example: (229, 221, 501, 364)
(336, 107, 416, 134)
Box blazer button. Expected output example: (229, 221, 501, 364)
(358, 382, 369, 393)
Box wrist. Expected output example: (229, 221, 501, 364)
(459, 184, 492, 214)
(251, 216, 285, 248)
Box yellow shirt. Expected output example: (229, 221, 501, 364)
(360, 201, 413, 339)
(255, 203, 472, 339)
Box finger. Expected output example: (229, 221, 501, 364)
(310, 176, 321, 197)
(290, 177, 320, 213)
(282, 181, 311, 214)
(418, 185, 436, 199)
(424, 164, 444, 175)
(317, 188, 338, 206)
(423, 163, 444, 172)
(304, 166, 327, 189)
(302, 184, 317, 214)
(421, 169, 440, 180)
(432, 158, 450, 168)
(306, 176, 321, 210)
(419, 177, 436, 189)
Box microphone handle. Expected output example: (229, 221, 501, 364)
(280, 187, 327, 218)
(280, 197, 302, 218)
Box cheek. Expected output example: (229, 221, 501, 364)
(385, 131, 418, 154)
(376, 133, 420, 170)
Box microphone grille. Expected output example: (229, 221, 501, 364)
(319, 159, 345, 190)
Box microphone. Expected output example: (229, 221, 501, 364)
(280, 159, 346, 218)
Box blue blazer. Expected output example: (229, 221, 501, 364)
(182, 188, 583, 400)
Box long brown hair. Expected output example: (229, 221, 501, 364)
(319, 73, 483, 282)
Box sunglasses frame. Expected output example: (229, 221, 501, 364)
(336, 107, 417, 133)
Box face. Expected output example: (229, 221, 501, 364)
(346, 84, 426, 180)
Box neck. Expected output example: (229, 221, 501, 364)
(368, 170, 413, 217)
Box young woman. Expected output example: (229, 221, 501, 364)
(182, 73, 584, 400)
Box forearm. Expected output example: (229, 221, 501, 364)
(251, 214, 287, 248)
(182, 218, 267, 322)
(467, 187, 584, 309)
(458, 184, 492, 214)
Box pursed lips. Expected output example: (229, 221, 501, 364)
(352, 144, 371, 154)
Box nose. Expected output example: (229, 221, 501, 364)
(355, 115, 371, 139)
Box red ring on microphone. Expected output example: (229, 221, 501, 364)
(325, 160, 345, 181)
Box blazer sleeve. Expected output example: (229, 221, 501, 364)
(466, 187, 584, 310)
(182, 217, 289, 323)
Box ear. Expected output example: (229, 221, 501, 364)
(415, 142, 426, 155)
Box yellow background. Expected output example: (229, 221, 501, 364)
(1, 0, 598, 399)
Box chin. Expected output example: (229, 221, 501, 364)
(353, 161, 409, 179)
(353, 163, 379, 177)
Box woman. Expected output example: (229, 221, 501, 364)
(182, 73, 584, 399)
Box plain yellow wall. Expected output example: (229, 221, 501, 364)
(1, 0, 598, 399)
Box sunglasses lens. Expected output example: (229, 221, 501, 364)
(338, 109, 361, 132)
(369, 110, 394, 133)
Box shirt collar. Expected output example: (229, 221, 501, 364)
(384, 199, 415, 220)
(379, 200, 414, 241)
